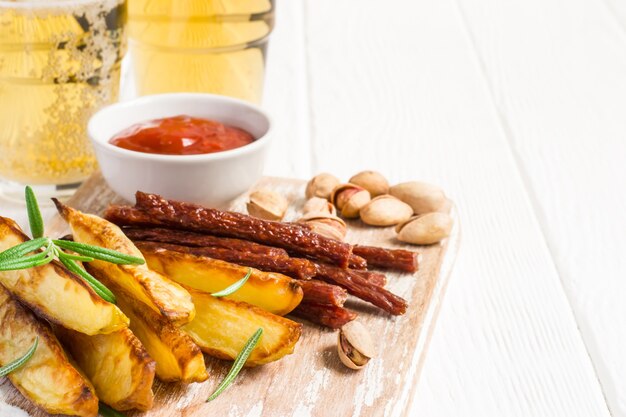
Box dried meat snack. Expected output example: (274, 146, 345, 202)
(352, 245, 419, 273)
(134, 241, 317, 281)
(123, 227, 288, 258)
(299, 280, 348, 307)
(352, 270, 387, 287)
(348, 254, 368, 270)
(108, 192, 354, 267)
(314, 264, 407, 315)
(291, 301, 357, 329)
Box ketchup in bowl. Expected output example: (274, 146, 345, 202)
(109, 115, 255, 155)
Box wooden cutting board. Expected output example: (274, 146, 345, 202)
(0, 173, 459, 417)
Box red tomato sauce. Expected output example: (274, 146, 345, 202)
(109, 115, 255, 155)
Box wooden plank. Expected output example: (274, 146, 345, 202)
(302, 0, 611, 416)
(453, 0, 626, 415)
(0, 173, 458, 417)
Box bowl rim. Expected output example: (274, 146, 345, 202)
(88, 92, 273, 163)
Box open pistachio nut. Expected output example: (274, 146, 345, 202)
(246, 189, 289, 221)
(302, 197, 337, 216)
(337, 320, 376, 370)
(330, 184, 371, 219)
(298, 212, 346, 241)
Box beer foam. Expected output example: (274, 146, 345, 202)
(1, 0, 124, 17)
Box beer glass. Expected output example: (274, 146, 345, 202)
(127, 0, 274, 104)
(0, 0, 126, 201)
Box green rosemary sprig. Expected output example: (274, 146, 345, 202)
(0, 252, 54, 271)
(0, 187, 145, 304)
(211, 268, 252, 298)
(0, 237, 49, 262)
(57, 252, 95, 263)
(24, 186, 44, 238)
(206, 328, 263, 402)
(0, 337, 39, 377)
(58, 255, 116, 303)
(53, 239, 143, 265)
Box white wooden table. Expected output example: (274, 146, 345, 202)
(2, 0, 626, 416)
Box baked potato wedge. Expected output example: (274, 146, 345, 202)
(140, 244, 303, 316)
(0, 285, 99, 417)
(55, 326, 156, 411)
(115, 289, 208, 383)
(0, 217, 128, 335)
(54, 201, 195, 326)
(182, 286, 301, 366)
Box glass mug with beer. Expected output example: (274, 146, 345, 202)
(0, 0, 126, 201)
(127, 0, 274, 104)
(0, 0, 273, 201)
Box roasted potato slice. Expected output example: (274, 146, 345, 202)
(140, 244, 303, 316)
(55, 326, 156, 411)
(182, 286, 301, 366)
(54, 202, 195, 326)
(0, 217, 128, 335)
(114, 288, 208, 383)
(0, 286, 99, 417)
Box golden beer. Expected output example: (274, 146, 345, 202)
(0, 0, 125, 196)
(128, 0, 274, 103)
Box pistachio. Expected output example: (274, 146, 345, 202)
(396, 212, 453, 245)
(330, 184, 371, 219)
(389, 181, 447, 214)
(438, 198, 453, 214)
(337, 321, 376, 370)
(246, 189, 289, 221)
(305, 173, 341, 200)
(298, 212, 347, 241)
(302, 197, 336, 216)
(359, 195, 413, 227)
(349, 171, 389, 197)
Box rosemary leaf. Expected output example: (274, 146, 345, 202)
(0, 243, 52, 266)
(24, 186, 44, 238)
(206, 328, 263, 402)
(211, 268, 252, 298)
(0, 337, 39, 377)
(58, 257, 116, 304)
(0, 252, 54, 271)
(0, 237, 48, 262)
(53, 240, 145, 265)
(98, 403, 126, 417)
(57, 252, 95, 263)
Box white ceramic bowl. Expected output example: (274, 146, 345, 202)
(88, 93, 272, 206)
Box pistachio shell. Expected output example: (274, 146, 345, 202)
(396, 212, 453, 245)
(298, 212, 346, 241)
(246, 189, 288, 221)
(389, 181, 447, 214)
(360, 195, 413, 226)
(349, 171, 389, 197)
(331, 184, 371, 219)
(337, 321, 376, 370)
(309, 218, 346, 241)
(298, 212, 337, 222)
(302, 197, 336, 216)
(305, 173, 341, 200)
(439, 198, 453, 214)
